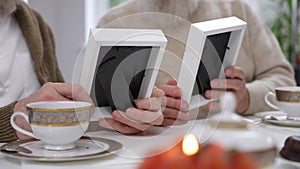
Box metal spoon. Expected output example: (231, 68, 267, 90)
(269, 115, 287, 121)
(0, 143, 32, 154)
(262, 115, 287, 122)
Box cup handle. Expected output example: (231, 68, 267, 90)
(10, 112, 37, 139)
(264, 92, 279, 110)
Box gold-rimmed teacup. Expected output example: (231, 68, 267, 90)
(264, 86, 300, 120)
(11, 101, 92, 151)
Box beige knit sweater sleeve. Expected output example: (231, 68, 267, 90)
(0, 102, 18, 142)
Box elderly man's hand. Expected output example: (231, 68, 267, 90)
(205, 66, 250, 114)
(98, 87, 165, 134)
(13, 82, 93, 140)
(157, 79, 190, 126)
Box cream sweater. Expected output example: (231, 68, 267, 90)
(97, 0, 296, 115)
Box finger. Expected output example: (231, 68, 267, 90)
(16, 132, 32, 140)
(161, 118, 188, 126)
(225, 66, 245, 80)
(205, 90, 225, 99)
(52, 83, 93, 103)
(43, 82, 72, 98)
(165, 97, 189, 112)
(51, 83, 95, 113)
(150, 87, 167, 109)
(210, 79, 245, 91)
(14, 117, 33, 140)
(72, 83, 94, 103)
(98, 118, 114, 130)
(157, 85, 181, 98)
(225, 79, 246, 91)
(206, 101, 221, 112)
(15, 116, 31, 131)
(167, 79, 177, 86)
(38, 88, 71, 101)
(163, 108, 190, 121)
(125, 108, 163, 125)
(99, 118, 142, 134)
(112, 110, 151, 131)
(151, 87, 165, 98)
(135, 97, 161, 111)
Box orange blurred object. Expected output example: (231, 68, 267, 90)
(196, 143, 228, 169)
(139, 141, 199, 169)
(229, 152, 259, 169)
(139, 139, 259, 169)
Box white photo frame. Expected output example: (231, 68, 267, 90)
(178, 16, 247, 110)
(78, 28, 167, 111)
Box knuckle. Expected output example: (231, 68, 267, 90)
(43, 82, 54, 89)
(157, 88, 165, 97)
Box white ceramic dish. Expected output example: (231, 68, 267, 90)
(254, 111, 287, 118)
(262, 115, 300, 127)
(0, 137, 122, 162)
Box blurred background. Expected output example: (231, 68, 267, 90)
(25, 0, 298, 83)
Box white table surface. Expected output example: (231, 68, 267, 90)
(1, 112, 300, 169)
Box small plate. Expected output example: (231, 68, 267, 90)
(254, 111, 287, 118)
(0, 137, 122, 161)
(262, 115, 300, 127)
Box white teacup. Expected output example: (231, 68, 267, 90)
(264, 86, 300, 120)
(11, 101, 92, 151)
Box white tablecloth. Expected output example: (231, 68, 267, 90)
(1, 114, 300, 169)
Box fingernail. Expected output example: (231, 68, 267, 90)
(205, 90, 211, 98)
(112, 111, 121, 118)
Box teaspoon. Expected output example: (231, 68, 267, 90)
(0, 143, 32, 154)
(269, 115, 286, 121)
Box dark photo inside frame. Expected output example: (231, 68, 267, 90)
(192, 31, 231, 97)
(90, 46, 153, 112)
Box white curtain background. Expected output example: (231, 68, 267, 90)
(27, 0, 109, 82)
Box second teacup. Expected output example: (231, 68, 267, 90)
(264, 86, 300, 120)
(11, 101, 92, 151)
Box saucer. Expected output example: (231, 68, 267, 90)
(262, 115, 300, 127)
(254, 111, 287, 118)
(0, 136, 122, 161)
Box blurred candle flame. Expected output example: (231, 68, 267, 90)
(182, 134, 199, 156)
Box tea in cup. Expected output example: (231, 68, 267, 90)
(11, 101, 92, 151)
(264, 86, 300, 120)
